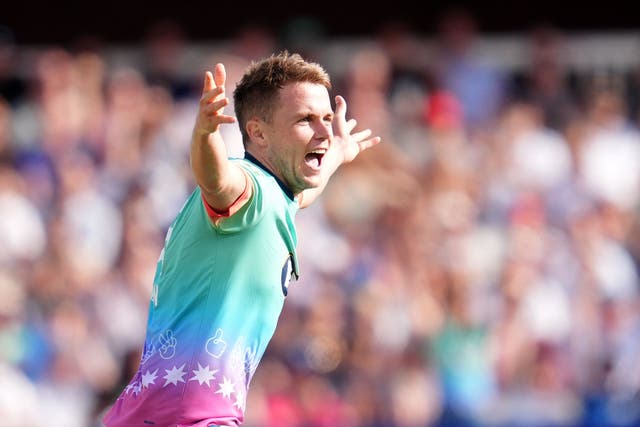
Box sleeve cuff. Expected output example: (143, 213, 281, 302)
(201, 170, 251, 220)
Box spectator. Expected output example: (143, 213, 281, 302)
(0, 23, 639, 427)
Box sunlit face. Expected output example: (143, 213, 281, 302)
(260, 82, 334, 195)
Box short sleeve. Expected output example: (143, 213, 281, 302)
(204, 164, 265, 234)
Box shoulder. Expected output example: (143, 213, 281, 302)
(231, 158, 264, 176)
(232, 159, 287, 201)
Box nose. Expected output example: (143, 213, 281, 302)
(313, 119, 332, 140)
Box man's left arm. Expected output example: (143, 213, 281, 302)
(298, 95, 381, 209)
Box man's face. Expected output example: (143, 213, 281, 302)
(261, 82, 333, 195)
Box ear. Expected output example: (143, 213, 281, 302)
(246, 118, 268, 148)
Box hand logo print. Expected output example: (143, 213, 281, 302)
(206, 328, 227, 358)
(157, 330, 178, 360)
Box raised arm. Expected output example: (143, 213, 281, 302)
(298, 95, 381, 208)
(190, 63, 250, 213)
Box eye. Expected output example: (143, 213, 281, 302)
(323, 114, 333, 123)
(298, 115, 312, 123)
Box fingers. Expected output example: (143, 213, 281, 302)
(200, 83, 234, 121)
(203, 71, 215, 95)
(332, 94, 382, 156)
(200, 87, 236, 124)
(202, 100, 236, 124)
(213, 63, 226, 88)
(346, 118, 357, 133)
(357, 136, 382, 152)
(202, 97, 231, 115)
(351, 128, 372, 142)
(201, 86, 225, 105)
(212, 114, 237, 125)
(202, 62, 226, 97)
(334, 95, 352, 137)
(352, 130, 381, 152)
(335, 97, 363, 136)
(335, 95, 347, 120)
(334, 95, 347, 128)
(196, 64, 236, 135)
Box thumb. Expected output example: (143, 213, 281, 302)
(334, 95, 348, 123)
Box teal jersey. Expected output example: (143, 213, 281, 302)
(104, 156, 300, 427)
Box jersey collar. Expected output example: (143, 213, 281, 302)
(244, 152, 295, 201)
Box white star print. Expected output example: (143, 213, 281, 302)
(132, 382, 143, 396)
(141, 369, 158, 388)
(163, 364, 187, 387)
(189, 363, 218, 387)
(215, 376, 235, 399)
(124, 381, 137, 395)
(234, 389, 245, 410)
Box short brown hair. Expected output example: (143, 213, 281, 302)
(233, 51, 331, 147)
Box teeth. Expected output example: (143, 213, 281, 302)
(309, 149, 327, 154)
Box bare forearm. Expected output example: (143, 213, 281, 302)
(190, 130, 245, 211)
(190, 130, 229, 193)
(190, 65, 248, 212)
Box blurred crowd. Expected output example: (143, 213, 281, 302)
(1, 8, 640, 427)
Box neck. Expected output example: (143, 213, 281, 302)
(244, 150, 296, 201)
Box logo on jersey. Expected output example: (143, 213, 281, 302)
(205, 328, 227, 358)
(140, 329, 178, 365)
(157, 330, 178, 360)
(280, 253, 295, 296)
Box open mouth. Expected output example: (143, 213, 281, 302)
(304, 148, 327, 170)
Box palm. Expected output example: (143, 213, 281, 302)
(195, 63, 236, 137)
(332, 95, 380, 164)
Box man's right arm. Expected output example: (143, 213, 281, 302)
(190, 64, 251, 214)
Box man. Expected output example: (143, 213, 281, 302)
(103, 51, 380, 426)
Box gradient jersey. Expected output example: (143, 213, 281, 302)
(104, 157, 300, 427)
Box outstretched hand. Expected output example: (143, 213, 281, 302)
(193, 63, 236, 138)
(332, 95, 381, 164)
